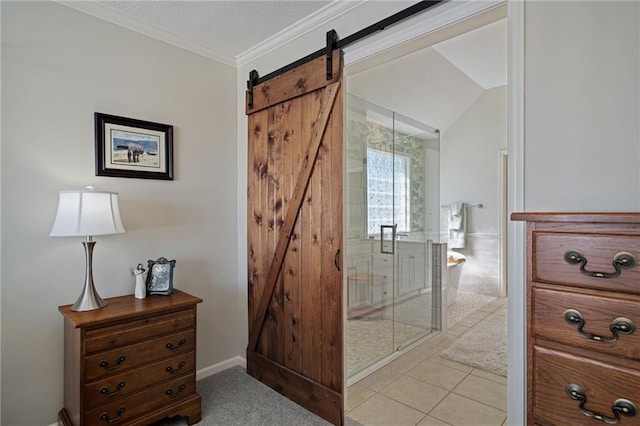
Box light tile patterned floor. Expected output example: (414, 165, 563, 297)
(347, 298, 508, 426)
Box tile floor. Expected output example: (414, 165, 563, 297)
(346, 297, 508, 426)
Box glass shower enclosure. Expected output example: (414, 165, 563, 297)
(345, 94, 441, 379)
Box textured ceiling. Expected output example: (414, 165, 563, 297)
(98, 1, 332, 59)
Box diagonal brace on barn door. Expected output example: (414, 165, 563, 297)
(248, 82, 341, 352)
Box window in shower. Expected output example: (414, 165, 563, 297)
(366, 148, 410, 235)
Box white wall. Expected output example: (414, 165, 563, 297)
(1, 2, 240, 425)
(441, 86, 507, 233)
(525, 1, 640, 211)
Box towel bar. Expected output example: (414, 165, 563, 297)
(440, 203, 483, 209)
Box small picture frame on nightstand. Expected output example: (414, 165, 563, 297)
(145, 257, 176, 295)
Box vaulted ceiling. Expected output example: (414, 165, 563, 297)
(347, 18, 507, 132)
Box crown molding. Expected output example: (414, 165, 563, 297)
(56, 0, 237, 67)
(235, 0, 364, 68)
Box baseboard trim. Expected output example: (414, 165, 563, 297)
(196, 355, 247, 381)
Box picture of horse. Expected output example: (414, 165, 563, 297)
(110, 129, 160, 169)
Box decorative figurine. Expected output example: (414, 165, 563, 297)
(133, 263, 146, 299)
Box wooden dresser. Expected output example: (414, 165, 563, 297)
(58, 289, 202, 426)
(512, 213, 640, 426)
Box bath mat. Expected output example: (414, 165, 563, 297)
(441, 306, 507, 376)
(447, 291, 496, 326)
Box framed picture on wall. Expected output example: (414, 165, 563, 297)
(145, 257, 176, 296)
(95, 113, 174, 180)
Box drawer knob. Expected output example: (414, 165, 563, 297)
(99, 356, 126, 371)
(563, 309, 635, 343)
(166, 361, 187, 375)
(166, 338, 186, 351)
(165, 383, 186, 398)
(99, 381, 125, 397)
(566, 384, 636, 424)
(99, 406, 125, 424)
(564, 250, 637, 279)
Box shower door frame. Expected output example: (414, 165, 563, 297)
(345, 95, 441, 382)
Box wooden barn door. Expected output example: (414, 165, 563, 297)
(245, 51, 344, 425)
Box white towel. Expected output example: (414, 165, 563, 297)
(448, 202, 466, 249)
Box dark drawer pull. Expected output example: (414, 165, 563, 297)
(99, 356, 126, 371)
(564, 250, 637, 279)
(166, 361, 187, 375)
(165, 383, 186, 398)
(563, 309, 635, 343)
(99, 406, 125, 423)
(166, 338, 186, 351)
(99, 381, 125, 397)
(566, 384, 636, 424)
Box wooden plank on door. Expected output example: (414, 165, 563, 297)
(324, 84, 343, 391)
(246, 51, 341, 114)
(283, 96, 303, 372)
(248, 109, 269, 336)
(247, 351, 342, 424)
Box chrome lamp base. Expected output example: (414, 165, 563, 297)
(71, 240, 108, 312)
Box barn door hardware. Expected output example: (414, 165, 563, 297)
(247, 69, 260, 110)
(246, 1, 444, 98)
(326, 30, 339, 80)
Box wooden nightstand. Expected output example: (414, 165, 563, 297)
(58, 290, 202, 426)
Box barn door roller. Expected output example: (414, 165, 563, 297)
(326, 30, 339, 80)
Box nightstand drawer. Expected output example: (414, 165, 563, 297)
(84, 373, 195, 426)
(533, 346, 640, 426)
(85, 308, 195, 354)
(533, 287, 640, 361)
(85, 330, 195, 381)
(534, 232, 640, 294)
(84, 351, 196, 408)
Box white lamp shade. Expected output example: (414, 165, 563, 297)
(50, 189, 126, 237)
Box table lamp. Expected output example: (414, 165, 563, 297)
(50, 186, 126, 311)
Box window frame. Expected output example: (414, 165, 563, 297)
(365, 147, 411, 236)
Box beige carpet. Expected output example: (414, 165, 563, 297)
(153, 365, 364, 425)
(441, 306, 507, 377)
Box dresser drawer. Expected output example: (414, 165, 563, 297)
(85, 330, 195, 381)
(533, 288, 640, 361)
(83, 373, 195, 426)
(533, 346, 640, 426)
(84, 351, 195, 409)
(85, 308, 195, 354)
(533, 232, 640, 294)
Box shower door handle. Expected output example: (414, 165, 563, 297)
(381, 225, 397, 255)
